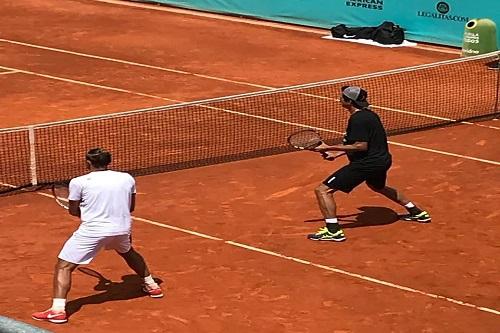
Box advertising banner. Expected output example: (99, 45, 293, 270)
(144, 0, 500, 47)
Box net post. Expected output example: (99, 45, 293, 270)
(28, 126, 38, 186)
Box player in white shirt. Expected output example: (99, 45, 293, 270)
(32, 148, 163, 324)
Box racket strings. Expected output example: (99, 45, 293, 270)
(52, 184, 70, 209)
(288, 131, 322, 149)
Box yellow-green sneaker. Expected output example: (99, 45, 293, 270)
(402, 211, 431, 223)
(307, 227, 346, 242)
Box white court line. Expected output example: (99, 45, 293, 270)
(461, 121, 500, 130)
(92, 0, 461, 55)
(300, 95, 500, 131)
(0, 65, 180, 103)
(371, 103, 500, 131)
(389, 142, 500, 165)
(0, 70, 19, 75)
(0, 38, 271, 89)
(7, 186, 498, 316)
(1, 64, 499, 166)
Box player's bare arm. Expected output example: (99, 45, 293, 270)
(130, 193, 136, 213)
(314, 141, 368, 152)
(68, 200, 81, 217)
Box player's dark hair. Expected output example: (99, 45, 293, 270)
(353, 89, 368, 108)
(86, 148, 111, 168)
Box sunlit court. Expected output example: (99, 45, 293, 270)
(0, 0, 499, 332)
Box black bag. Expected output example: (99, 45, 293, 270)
(330, 24, 348, 38)
(372, 21, 405, 45)
(330, 21, 405, 45)
(330, 24, 375, 39)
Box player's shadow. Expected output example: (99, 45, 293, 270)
(66, 268, 163, 318)
(305, 206, 399, 228)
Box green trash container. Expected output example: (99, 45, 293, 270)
(462, 18, 497, 57)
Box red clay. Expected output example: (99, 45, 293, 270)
(0, 0, 498, 332)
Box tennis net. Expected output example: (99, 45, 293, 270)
(1, 51, 499, 194)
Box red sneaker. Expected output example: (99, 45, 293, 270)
(32, 309, 68, 324)
(142, 283, 164, 298)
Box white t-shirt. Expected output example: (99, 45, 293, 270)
(68, 170, 136, 237)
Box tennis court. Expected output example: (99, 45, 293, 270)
(0, 0, 499, 332)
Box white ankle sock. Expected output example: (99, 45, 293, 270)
(51, 298, 66, 311)
(325, 218, 338, 224)
(404, 202, 415, 208)
(143, 275, 155, 285)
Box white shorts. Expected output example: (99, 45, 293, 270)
(58, 232, 131, 265)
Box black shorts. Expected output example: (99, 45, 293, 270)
(323, 163, 391, 193)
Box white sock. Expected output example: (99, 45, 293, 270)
(404, 202, 415, 208)
(51, 298, 66, 311)
(143, 275, 155, 285)
(325, 218, 338, 224)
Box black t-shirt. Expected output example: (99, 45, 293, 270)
(343, 108, 392, 168)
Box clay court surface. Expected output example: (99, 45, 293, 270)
(0, 0, 499, 332)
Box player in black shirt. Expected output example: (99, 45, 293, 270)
(308, 86, 431, 242)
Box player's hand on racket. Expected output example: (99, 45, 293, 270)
(313, 142, 330, 152)
(287, 129, 340, 161)
(309, 141, 336, 160)
(322, 151, 346, 161)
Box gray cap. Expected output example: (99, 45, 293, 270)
(342, 86, 369, 108)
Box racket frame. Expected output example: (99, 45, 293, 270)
(287, 129, 323, 150)
(51, 183, 70, 210)
(287, 129, 344, 161)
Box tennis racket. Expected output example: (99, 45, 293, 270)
(287, 129, 323, 150)
(51, 182, 70, 210)
(78, 267, 112, 290)
(287, 129, 339, 161)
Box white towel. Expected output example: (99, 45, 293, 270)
(322, 35, 417, 48)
